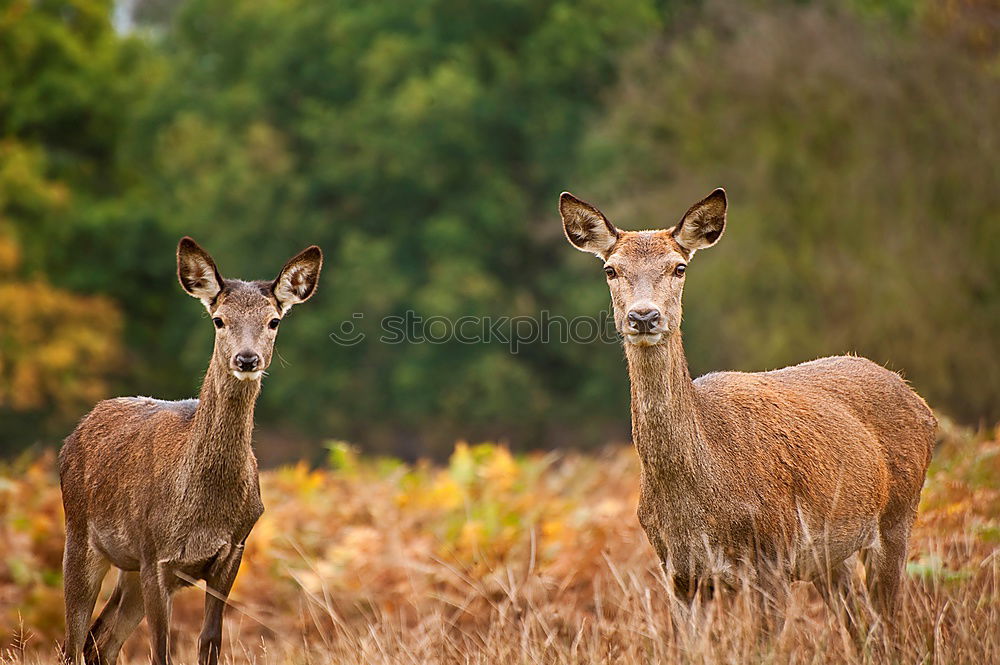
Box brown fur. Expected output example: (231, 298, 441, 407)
(560, 189, 935, 616)
(59, 238, 322, 665)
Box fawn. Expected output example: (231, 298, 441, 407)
(59, 237, 322, 665)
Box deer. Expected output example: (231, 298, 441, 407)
(58, 237, 322, 665)
(559, 188, 935, 623)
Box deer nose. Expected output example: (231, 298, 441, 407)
(234, 352, 260, 372)
(627, 308, 661, 333)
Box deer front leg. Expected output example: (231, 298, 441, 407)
(199, 544, 244, 665)
(61, 532, 109, 664)
(140, 562, 173, 665)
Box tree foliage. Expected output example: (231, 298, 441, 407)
(2, 0, 998, 456)
(579, 1, 1000, 424)
(117, 0, 660, 455)
(0, 0, 144, 445)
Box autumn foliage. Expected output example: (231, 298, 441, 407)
(0, 231, 122, 417)
(2, 420, 998, 663)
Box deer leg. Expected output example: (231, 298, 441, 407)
(671, 573, 700, 602)
(198, 544, 244, 665)
(865, 516, 912, 625)
(139, 562, 173, 665)
(61, 533, 109, 664)
(83, 570, 144, 665)
(813, 559, 866, 647)
(754, 573, 790, 638)
(813, 559, 853, 616)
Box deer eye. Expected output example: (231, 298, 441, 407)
(212, 317, 224, 329)
(604, 266, 618, 279)
(268, 318, 280, 330)
(674, 264, 687, 277)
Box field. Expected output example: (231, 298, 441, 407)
(2, 418, 998, 664)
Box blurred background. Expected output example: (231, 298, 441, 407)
(1, 0, 998, 463)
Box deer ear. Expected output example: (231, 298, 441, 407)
(672, 188, 727, 254)
(177, 237, 224, 309)
(560, 192, 619, 259)
(272, 245, 323, 313)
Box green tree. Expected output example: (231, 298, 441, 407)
(123, 0, 660, 455)
(7, 0, 996, 459)
(579, 1, 1000, 423)
(0, 0, 150, 450)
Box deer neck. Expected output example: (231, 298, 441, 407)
(625, 333, 712, 488)
(188, 354, 260, 472)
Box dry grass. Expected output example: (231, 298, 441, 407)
(2, 419, 998, 664)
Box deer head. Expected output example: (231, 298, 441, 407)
(560, 189, 726, 346)
(177, 237, 323, 380)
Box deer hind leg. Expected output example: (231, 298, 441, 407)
(83, 570, 144, 665)
(198, 544, 245, 665)
(813, 558, 867, 648)
(813, 558, 854, 614)
(753, 569, 791, 639)
(864, 509, 916, 626)
(61, 533, 109, 664)
(140, 562, 174, 665)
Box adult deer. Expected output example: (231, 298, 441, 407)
(59, 238, 322, 665)
(559, 189, 934, 619)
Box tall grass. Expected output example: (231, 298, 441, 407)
(2, 420, 998, 663)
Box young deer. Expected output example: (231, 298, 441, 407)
(560, 189, 935, 618)
(59, 238, 322, 665)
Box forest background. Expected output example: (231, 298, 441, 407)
(2, 0, 998, 461)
